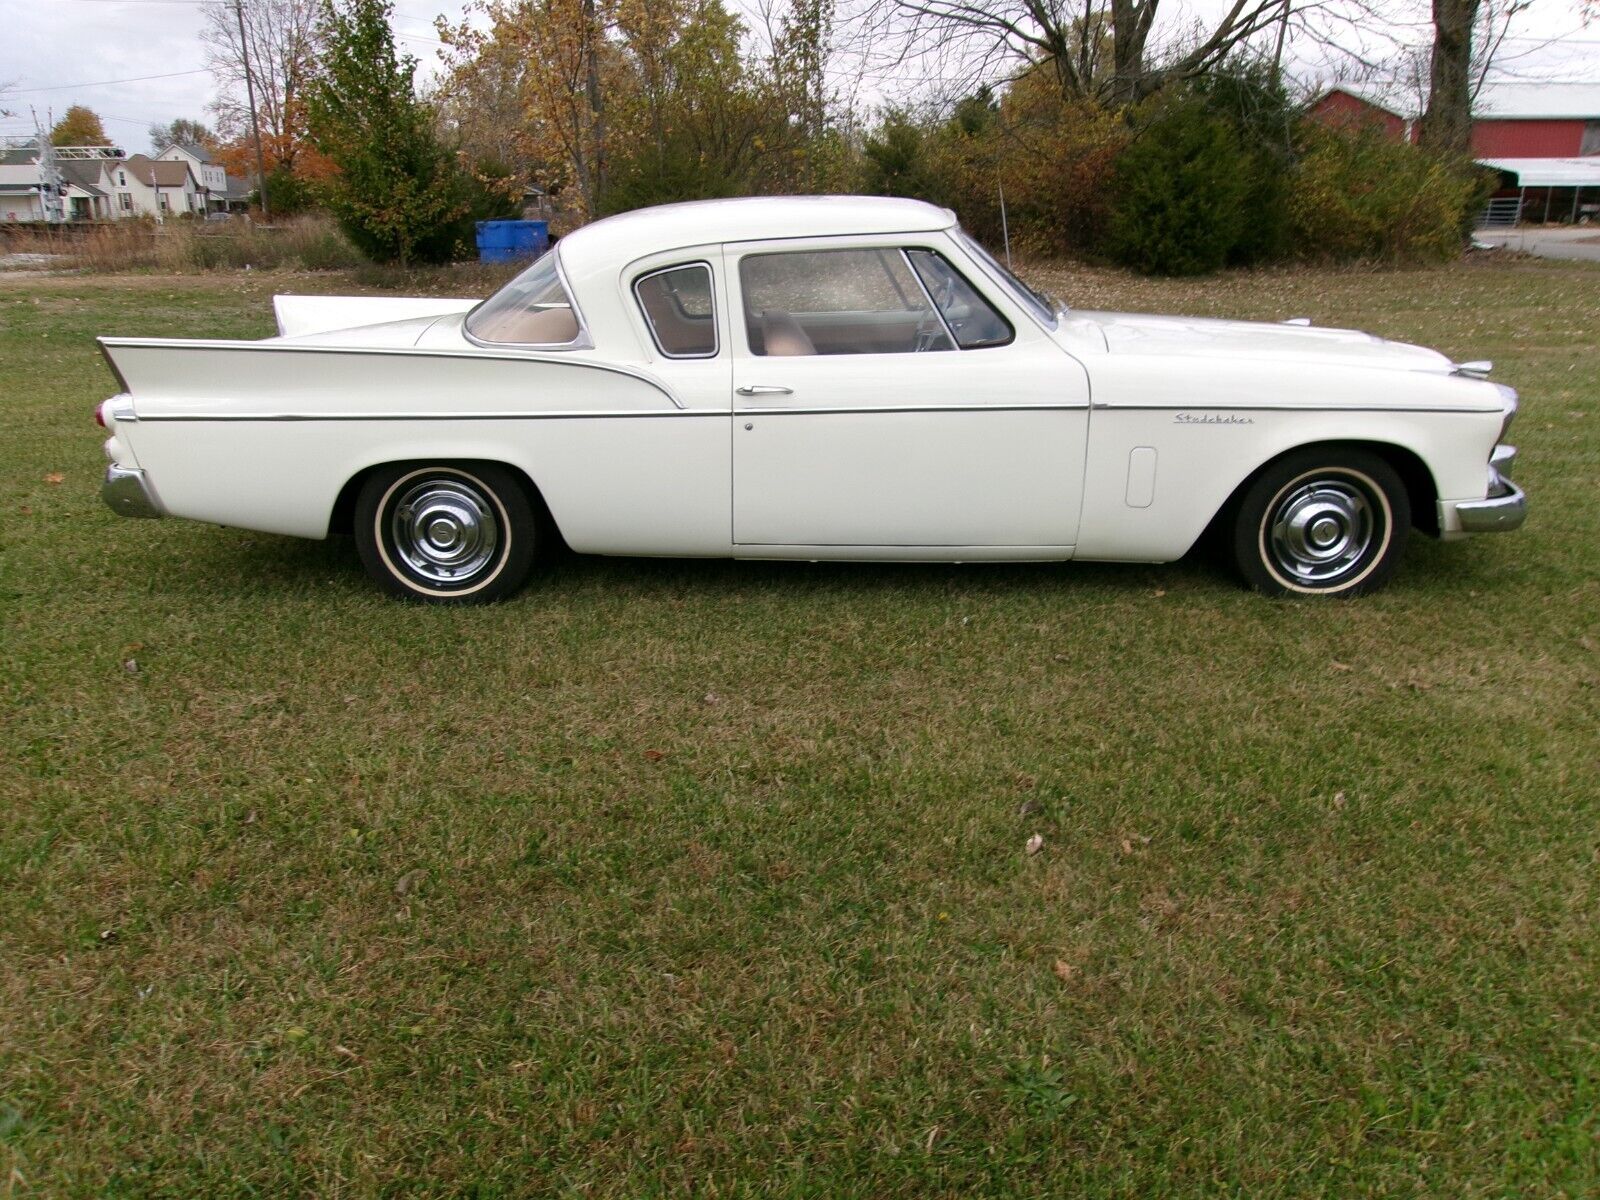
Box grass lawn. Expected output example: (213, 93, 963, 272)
(2, 256, 1597, 1197)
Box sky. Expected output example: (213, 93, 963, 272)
(1, 0, 1596, 156)
(0, 0, 466, 153)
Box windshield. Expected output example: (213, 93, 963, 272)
(465, 250, 586, 345)
(954, 229, 1061, 327)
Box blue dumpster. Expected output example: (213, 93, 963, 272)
(476, 220, 549, 263)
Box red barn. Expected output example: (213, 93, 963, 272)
(1308, 81, 1600, 225)
(1308, 81, 1600, 158)
(1306, 85, 1415, 141)
(1471, 83, 1600, 157)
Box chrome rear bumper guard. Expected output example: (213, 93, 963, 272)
(102, 464, 164, 519)
(1453, 445, 1525, 534)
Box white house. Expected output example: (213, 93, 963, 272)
(110, 154, 205, 219)
(60, 159, 116, 220)
(0, 146, 50, 221)
(156, 142, 237, 211)
(1, 138, 250, 222)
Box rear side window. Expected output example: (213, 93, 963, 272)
(906, 249, 1013, 349)
(635, 263, 717, 358)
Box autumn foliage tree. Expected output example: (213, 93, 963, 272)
(306, 0, 473, 263)
(50, 106, 111, 146)
(437, 0, 849, 219)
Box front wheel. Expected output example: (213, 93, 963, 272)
(354, 462, 537, 603)
(1232, 449, 1410, 598)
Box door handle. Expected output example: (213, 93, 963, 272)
(736, 384, 794, 397)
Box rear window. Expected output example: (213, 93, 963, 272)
(466, 251, 585, 346)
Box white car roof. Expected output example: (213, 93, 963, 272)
(557, 195, 958, 279)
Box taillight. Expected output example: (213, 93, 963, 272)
(95, 403, 106, 427)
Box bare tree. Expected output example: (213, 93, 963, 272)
(868, 0, 1300, 109)
(202, 0, 320, 171)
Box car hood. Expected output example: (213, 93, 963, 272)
(1072, 310, 1456, 374)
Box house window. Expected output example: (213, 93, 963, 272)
(118, 193, 132, 212)
(118, 172, 125, 186)
(158, 193, 169, 212)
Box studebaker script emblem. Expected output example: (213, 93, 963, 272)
(1175, 412, 1256, 425)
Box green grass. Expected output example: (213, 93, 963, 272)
(2, 257, 1598, 1197)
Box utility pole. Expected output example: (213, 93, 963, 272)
(32, 107, 65, 224)
(235, 0, 271, 221)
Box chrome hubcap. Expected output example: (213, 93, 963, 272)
(1267, 478, 1375, 585)
(389, 478, 500, 585)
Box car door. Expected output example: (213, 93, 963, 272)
(727, 235, 1091, 550)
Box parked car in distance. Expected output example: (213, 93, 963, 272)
(97, 195, 1525, 603)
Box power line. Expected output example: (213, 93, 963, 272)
(6, 69, 211, 94)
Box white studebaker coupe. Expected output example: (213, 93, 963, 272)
(98, 196, 1525, 603)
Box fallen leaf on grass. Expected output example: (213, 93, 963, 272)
(43, 472, 64, 485)
(643, 749, 666, 762)
(1025, 833, 1044, 856)
(394, 868, 428, 897)
(1052, 959, 1076, 983)
(1017, 798, 1041, 818)
(121, 659, 139, 675)
(1332, 791, 1347, 810)
(1330, 661, 1353, 672)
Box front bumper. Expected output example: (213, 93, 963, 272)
(102, 464, 164, 519)
(1449, 445, 1526, 534)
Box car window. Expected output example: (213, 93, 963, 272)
(466, 251, 584, 345)
(739, 248, 954, 356)
(635, 263, 717, 358)
(953, 229, 1060, 328)
(905, 249, 1014, 349)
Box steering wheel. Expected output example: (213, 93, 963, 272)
(913, 313, 946, 351)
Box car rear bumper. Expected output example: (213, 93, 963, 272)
(102, 464, 164, 519)
(1442, 445, 1525, 535)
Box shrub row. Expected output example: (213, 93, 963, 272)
(865, 67, 1491, 276)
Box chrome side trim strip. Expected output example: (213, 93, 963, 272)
(1095, 403, 1502, 414)
(95, 337, 686, 409)
(136, 409, 725, 422)
(736, 403, 1088, 416)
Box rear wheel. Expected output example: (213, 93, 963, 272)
(354, 462, 536, 603)
(1232, 449, 1409, 597)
